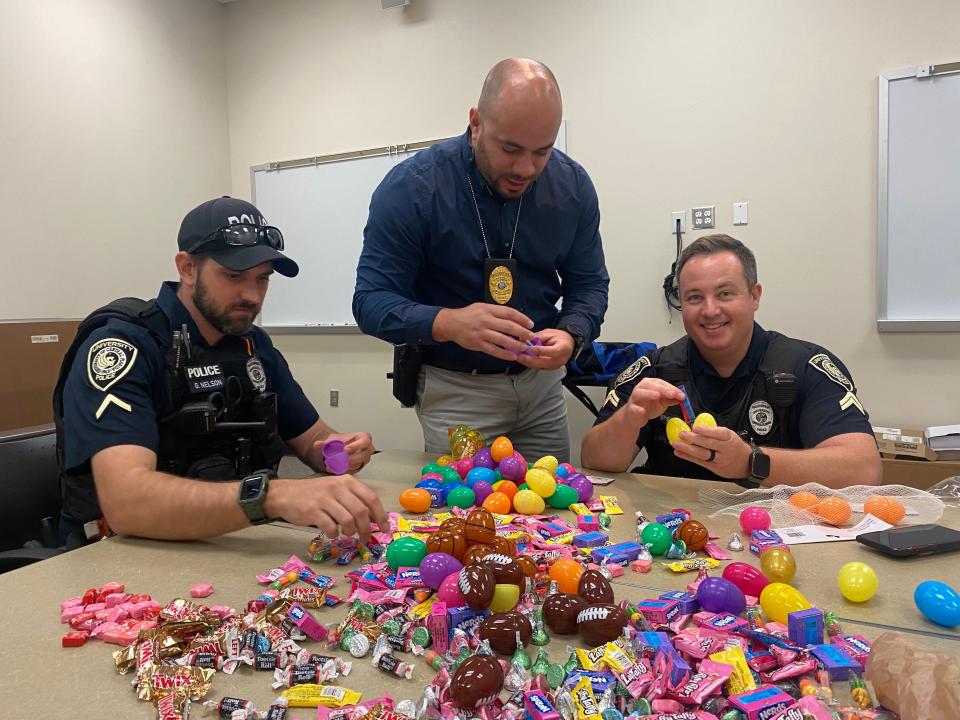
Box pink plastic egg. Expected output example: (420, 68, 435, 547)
(739, 506, 771, 533)
(437, 572, 466, 606)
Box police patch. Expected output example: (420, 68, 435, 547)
(808, 353, 865, 414)
(749, 400, 774, 436)
(613, 356, 651, 389)
(602, 389, 620, 409)
(87, 338, 138, 392)
(246, 357, 267, 392)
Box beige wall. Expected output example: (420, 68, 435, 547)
(1, 0, 230, 320)
(5, 1, 959, 461)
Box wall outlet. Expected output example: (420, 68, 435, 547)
(692, 206, 715, 229)
(671, 211, 686, 233)
(330, 389, 339, 407)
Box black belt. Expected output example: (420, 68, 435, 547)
(426, 360, 526, 376)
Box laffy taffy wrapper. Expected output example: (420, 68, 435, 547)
(136, 665, 214, 703)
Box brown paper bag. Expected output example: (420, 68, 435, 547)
(865, 632, 960, 720)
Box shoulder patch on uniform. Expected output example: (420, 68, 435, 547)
(87, 338, 138, 392)
(613, 356, 651, 388)
(602, 389, 620, 410)
(809, 352, 865, 415)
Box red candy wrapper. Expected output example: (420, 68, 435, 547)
(760, 657, 817, 683)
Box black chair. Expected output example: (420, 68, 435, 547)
(0, 425, 64, 571)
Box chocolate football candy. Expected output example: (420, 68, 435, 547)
(576, 603, 628, 647)
(676, 519, 710, 552)
(542, 593, 587, 635)
(477, 611, 532, 654)
(461, 544, 495, 566)
(449, 653, 504, 708)
(577, 569, 614, 604)
(480, 553, 525, 587)
(426, 530, 466, 560)
(458, 563, 496, 612)
(464, 508, 497, 546)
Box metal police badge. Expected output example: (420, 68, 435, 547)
(87, 338, 138, 392)
(484, 259, 517, 306)
(246, 357, 267, 392)
(808, 353, 865, 414)
(749, 400, 774, 436)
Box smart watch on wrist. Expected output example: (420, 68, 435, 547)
(747, 445, 771, 486)
(238, 470, 273, 525)
(559, 324, 586, 361)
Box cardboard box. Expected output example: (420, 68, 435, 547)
(873, 426, 936, 460)
(880, 457, 960, 489)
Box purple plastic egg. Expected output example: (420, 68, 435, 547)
(472, 447, 495, 469)
(420, 552, 464, 590)
(696, 577, 746, 616)
(566, 473, 594, 503)
(472, 480, 494, 505)
(497, 453, 526, 482)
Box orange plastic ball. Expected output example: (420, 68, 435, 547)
(789, 491, 820, 510)
(814, 496, 852, 526)
(482, 491, 512, 515)
(399, 488, 432, 514)
(490, 436, 514, 463)
(549, 558, 584, 595)
(864, 496, 906, 525)
(492, 480, 519, 502)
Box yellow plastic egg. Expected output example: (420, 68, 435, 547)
(533, 455, 559, 475)
(693, 412, 717, 428)
(490, 436, 514, 463)
(524, 468, 557, 498)
(666, 417, 692, 444)
(398, 488, 432, 514)
(435, 455, 455, 467)
(759, 582, 811, 624)
(488, 583, 520, 612)
(513, 489, 546, 515)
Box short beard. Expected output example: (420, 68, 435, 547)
(192, 271, 258, 336)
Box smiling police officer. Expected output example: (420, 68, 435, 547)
(55, 197, 386, 545)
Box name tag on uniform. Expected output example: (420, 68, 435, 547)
(184, 363, 225, 393)
(483, 257, 519, 308)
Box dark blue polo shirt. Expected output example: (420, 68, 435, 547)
(62, 282, 319, 472)
(353, 129, 609, 372)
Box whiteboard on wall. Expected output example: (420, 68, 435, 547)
(877, 63, 960, 331)
(252, 123, 567, 331)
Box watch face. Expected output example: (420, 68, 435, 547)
(752, 450, 771, 478)
(241, 475, 265, 501)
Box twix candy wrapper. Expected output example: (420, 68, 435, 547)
(159, 598, 220, 626)
(136, 665, 214, 703)
(279, 586, 326, 608)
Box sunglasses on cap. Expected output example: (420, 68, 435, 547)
(186, 223, 284, 254)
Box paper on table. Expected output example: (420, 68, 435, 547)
(773, 514, 893, 545)
(586, 474, 616, 486)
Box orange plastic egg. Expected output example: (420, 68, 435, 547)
(549, 558, 584, 595)
(492, 480, 519, 502)
(399, 488, 432, 514)
(814, 496, 852, 526)
(490, 436, 514, 463)
(789, 491, 820, 510)
(864, 496, 906, 525)
(482, 491, 512, 515)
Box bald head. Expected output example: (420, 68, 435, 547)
(477, 58, 562, 119)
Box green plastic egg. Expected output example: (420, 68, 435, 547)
(641, 522, 673, 556)
(547, 484, 579, 509)
(438, 466, 462, 483)
(447, 486, 476, 509)
(386, 537, 427, 570)
(421, 463, 443, 477)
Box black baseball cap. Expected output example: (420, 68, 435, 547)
(177, 196, 299, 277)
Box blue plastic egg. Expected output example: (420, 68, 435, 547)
(914, 580, 960, 628)
(416, 478, 443, 490)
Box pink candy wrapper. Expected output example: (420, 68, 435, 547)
(190, 583, 214, 598)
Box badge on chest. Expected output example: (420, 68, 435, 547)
(483, 257, 518, 307)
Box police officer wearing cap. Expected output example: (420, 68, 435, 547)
(581, 235, 881, 489)
(56, 197, 387, 544)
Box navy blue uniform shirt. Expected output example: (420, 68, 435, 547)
(595, 324, 874, 451)
(353, 129, 609, 372)
(62, 282, 319, 472)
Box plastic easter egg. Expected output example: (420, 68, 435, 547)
(497, 453, 526, 482)
(482, 491, 511, 515)
(436, 454, 455, 466)
(760, 548, 797, 583)
(472, 480, 493, 505)
(467, 467, 496, 486)
(914, 580, 960, 628)
(488, 583, 521, 612)
(565, 473, 594, 503)
(490, 436, 514, 463)
(549, 558, 584, 595)
(492, 480, 518, 502)
(513, 489, 545, 515)
(837, 562, 878, 603)
(422, 463, 443, 476)
(641, 522, 673, 556)
(517, 483, 529, 493)
(555, 464, 571, 479)
(696, 577, 746, 616)
(399, 487, 432, 514)
(789, 491, 819, 510)
(759, 582, 811, 625)
(438, 466, 462, 484)
(386, 537, 427, 570)
(739, 506, 772, 533)
(547, 483, 579, 509)
(454, 456, 474, 479)
(415, 477, 443, 490)
(693, 412, 717, 428)
(441, 479, 464, 502)
(814, 496, 852, 526)
(666, 417, 692, 444)
(525, 468, 557, 498)
(447, 486, 477, 510)
(449, 654, 504, 709)
(864, 496, 906, 525)
(420, 552, 463, 590)
(437, 572, 466, 606)
(534, 455, 559, 475)
(472, 447, 495, 469)
(722, 562, 770, 598)
(676, 520, 710, 551)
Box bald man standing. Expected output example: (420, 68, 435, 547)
(354, 59, 609, 462)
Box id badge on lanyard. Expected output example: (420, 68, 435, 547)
(483, 257, 519, 308)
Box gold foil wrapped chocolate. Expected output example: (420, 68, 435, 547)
(136, 665, 214, 703)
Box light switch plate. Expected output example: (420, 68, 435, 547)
(733, 201, 749, 225)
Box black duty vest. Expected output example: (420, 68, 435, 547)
(54, 298, 285, 523)
(641, 332, 813, 480)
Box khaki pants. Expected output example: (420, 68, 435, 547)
(416, 365, 570, 463)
